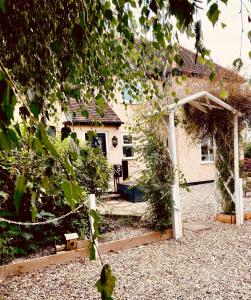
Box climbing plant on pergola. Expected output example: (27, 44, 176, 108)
(168, 91, 244, 240)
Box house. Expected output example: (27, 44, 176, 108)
(57, 47, 244, 190)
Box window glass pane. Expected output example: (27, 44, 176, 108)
(201, 145, 208, 155)
(201, 136, 214, 162)
(123, 134, 133, 144)
(123, 146, 134, 157)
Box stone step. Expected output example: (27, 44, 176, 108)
(100, 193, 121, 200)
(183, 223, 212, 232)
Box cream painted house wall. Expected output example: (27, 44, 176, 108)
(53, 96, 143, 186)
(176, 126, 215, 183)
(52, 77, 217, 188)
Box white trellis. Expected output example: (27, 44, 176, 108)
(167, 91, 244, 240)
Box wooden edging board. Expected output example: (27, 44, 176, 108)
(215, 211, 251, 224)
(0, 229, 173, 278)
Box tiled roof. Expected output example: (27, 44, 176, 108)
(177, 47, 227, 76)
(168, 46, 239, 79)
(65, 100, 123, 126)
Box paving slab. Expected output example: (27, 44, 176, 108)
(183, 223, 212, 232)
(98, 199, 147, 217)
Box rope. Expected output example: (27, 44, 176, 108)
(0, 204, 84, 226)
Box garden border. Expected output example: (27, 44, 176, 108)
(0, 229, 173, 278)
(215, 211, 251, 224)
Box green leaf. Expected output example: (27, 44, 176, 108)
(71, 132, 77, 140)
(0, 129, 18, 150)
(61, 180, 83, 210)
(249, 51, 251, 59)
(221, 22, 226, 29)
(233, 58, 243, 71)
(81, 110, 89, 118)
(0, 0, 5, 12)
(0, 73, 16, 130)
(40, 125, 59, 158)
(104, 9, 113, 21)
(169, 0, 194, 26)
(13, 175, 26, 214)
(96, 264, 116, 300)
(0, 191, 7, 199)
(89, 241, 96, 260)
(31, 191, 38, 221)
(174, 54, 184, 67)
(33, 137, 45, 154)
(248, 31, 251, 42)
(155, 30, 164, 44)
(47, 125, 56, 138)
(100, 67, 110, 77)
(89, 209, 100, 239)
(29, 102, 41, 119)
(62, 180, 75, 210)
(219, 89, 228, 100)
(64, 156, 75, 177)
(22, 232, 33, 240)
(207, 3, 220, 26)
(209, 71, 216, 81)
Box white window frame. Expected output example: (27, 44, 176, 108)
(200, 136, 214, 164)
(122, 133, 135, 159)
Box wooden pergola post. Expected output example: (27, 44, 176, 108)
(166, 91, 244, 238)
(234, 114, 244, 225)
(168, 109, 182, 239)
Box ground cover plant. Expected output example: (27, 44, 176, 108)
(0, 132, 111, 264)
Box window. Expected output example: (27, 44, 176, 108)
(201, 137, 214, 163)
(122, 134, 134, 158)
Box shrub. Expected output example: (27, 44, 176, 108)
(138, 133, 173, 231)
(75, 144, 112, 195)
(244, 143, 251, 159)
(0, 133, 111, 264)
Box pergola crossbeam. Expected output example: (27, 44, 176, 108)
(189, 101, 208, 114)
(168, 91, 239, 115)
(199, 102, 224, 110)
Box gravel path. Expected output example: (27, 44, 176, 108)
(2, 183, 251, 300)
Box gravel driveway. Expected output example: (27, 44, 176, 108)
(1, 183, 251, 300)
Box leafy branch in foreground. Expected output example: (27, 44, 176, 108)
(96, 264, 116, 300)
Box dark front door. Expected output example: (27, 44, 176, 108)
(85, 132, 107, 157)
(122, 160, 129, 180)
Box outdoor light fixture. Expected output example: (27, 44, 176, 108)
(112, 136, 118, 147)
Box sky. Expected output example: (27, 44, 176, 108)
(180, 0, 251, 78)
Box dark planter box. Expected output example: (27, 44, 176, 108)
(117, 182, 145, 203)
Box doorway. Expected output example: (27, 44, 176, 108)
(85, 132, 107, 157)
(122, 160, 129, 180)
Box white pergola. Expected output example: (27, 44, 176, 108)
(168, 91, 244, 240)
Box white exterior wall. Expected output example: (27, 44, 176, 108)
(52, 76, 217, 188)
(176, 120, 215, 183)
